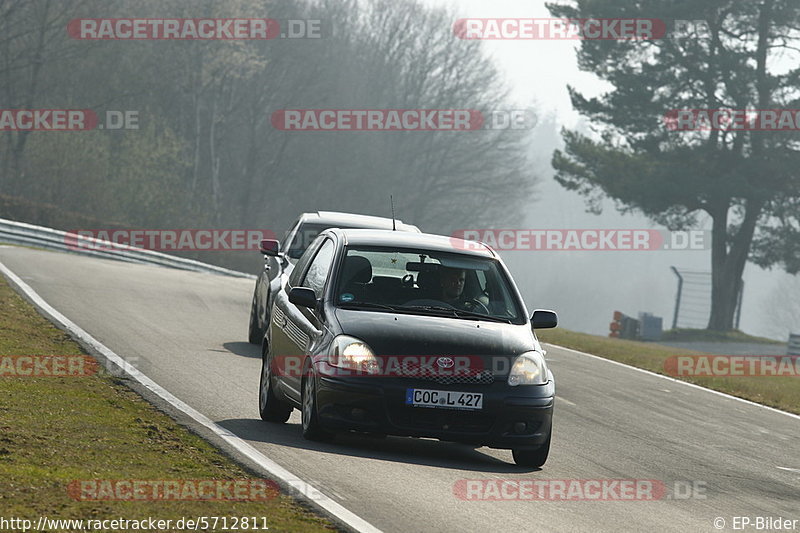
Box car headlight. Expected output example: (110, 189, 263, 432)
(508, 351, 548, 386)
(330, 335, 379, 374)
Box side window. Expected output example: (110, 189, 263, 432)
(288, 236, 323, 287)
(300, 239, 335, 298)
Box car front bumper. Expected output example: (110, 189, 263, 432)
(314, 364, 554, 449)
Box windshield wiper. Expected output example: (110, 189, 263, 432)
(338, 302, 512, 323)
(400, 305, 511, 323)
(337, 301, 402, 312)
(453, 308, 512, 323)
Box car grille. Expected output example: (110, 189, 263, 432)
(393, 361, 496, 385)
(416, 371, 495, 386)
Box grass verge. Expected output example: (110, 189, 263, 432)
(0, 276, 337, 532)
(538, 328, 799, 416)
(661, 328, 784, 344)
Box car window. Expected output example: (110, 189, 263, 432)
(288, 236, 325, 287)
(300, 239, 335, 298)
(335, 246, 524, 323)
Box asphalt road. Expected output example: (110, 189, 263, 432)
(2, 246, 798, 533)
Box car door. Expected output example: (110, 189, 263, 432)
(273, 237, 336, 403)
(270, 235, 319, 398)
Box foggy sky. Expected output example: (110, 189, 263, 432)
(421, 0, 795, 340)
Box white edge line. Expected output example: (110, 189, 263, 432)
(544, 342, 800, 422)
(0, 260, 382, 533)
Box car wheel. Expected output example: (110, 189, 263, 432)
(301, 367, 334, 442)
(259, 353, 292, 423)
(248, 295, 262, 345)
(512, 431, 551, 468)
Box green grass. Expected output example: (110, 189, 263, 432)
(0, 277, 337, 532)
(660, 328, 784, 344)
(539, 328, 799, 415)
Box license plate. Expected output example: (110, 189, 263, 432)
(405, 388, 483, 410)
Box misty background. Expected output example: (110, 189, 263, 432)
(0, 0, 797, 340)
(428, 0, 800, 340)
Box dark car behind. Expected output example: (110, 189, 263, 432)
(248, 211, 419, 343)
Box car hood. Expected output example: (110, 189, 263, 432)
(332, 308, 538, 357)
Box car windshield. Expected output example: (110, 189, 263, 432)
(334, 246, 524, 323)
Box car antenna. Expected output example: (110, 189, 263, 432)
(390, 195, 396, 231)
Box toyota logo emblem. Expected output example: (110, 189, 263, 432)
(436, 357, 455, 368)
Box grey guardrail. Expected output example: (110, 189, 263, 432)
(788, 334, 800, 356)
(0, 218, 255, 279)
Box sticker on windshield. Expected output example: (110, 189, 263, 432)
(340, 293, 355, 302)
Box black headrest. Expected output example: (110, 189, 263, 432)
(416, 268, 440, 289)
(341, 255, 372, 284)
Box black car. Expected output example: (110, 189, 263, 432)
(258, 228, 557, 467)
(248, 211, 420, 343)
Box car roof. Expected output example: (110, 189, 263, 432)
(300, 211, 420, 232)
(327, 228, 496, 258)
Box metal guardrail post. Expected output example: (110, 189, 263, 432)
(670, 266, 683, 329)
(734, 280, 744, 330)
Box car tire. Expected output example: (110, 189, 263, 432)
(301, 367, 334, 442)
(248, 296, 261, 345)
(248, 294, 267, 345)
(259, 353, 292, 423)
(512, 431, 551, 468)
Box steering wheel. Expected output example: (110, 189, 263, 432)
(463, 299, 490, 315)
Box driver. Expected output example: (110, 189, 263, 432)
(439, 267, 468, 308)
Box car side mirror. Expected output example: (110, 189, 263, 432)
(289, 287, 318, 309)
(260, 239, 280, 257)
(531, 309, 558, 329)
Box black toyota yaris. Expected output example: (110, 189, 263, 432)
(258, 228, 557, 467)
